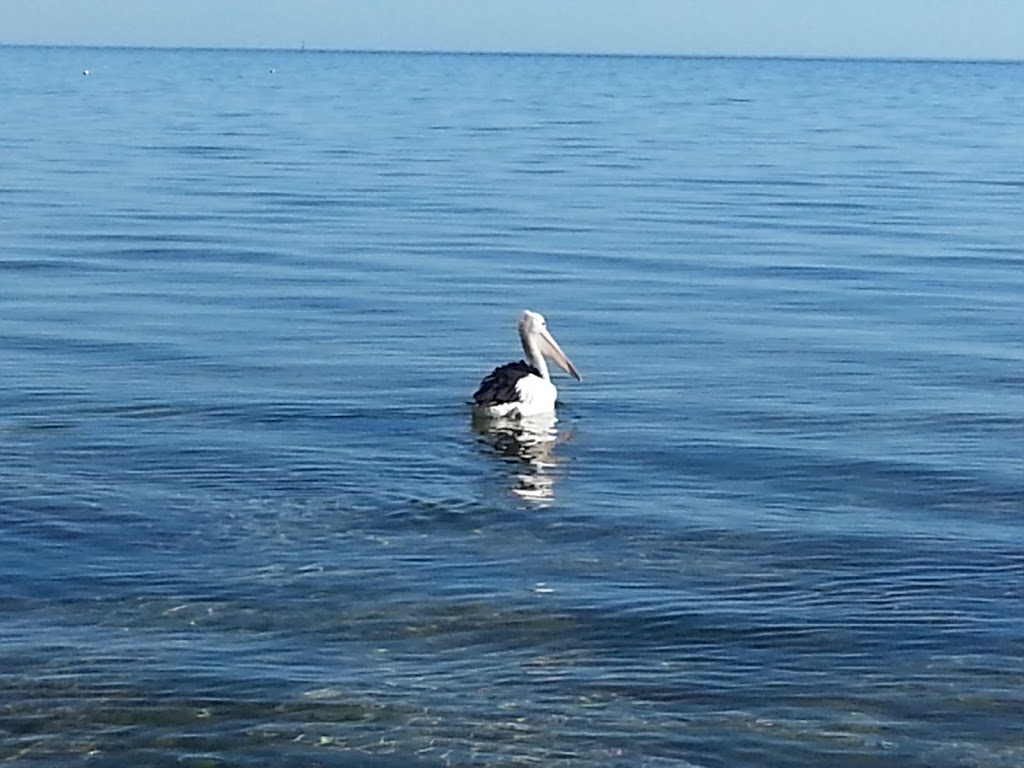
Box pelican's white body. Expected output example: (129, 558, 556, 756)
(478, 375, 559, 419)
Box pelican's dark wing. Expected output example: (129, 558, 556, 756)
(472, 360, 541, 407)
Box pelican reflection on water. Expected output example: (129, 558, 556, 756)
(472, 412, 571, 502)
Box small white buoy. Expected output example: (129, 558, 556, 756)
(82, 68, 91, 76)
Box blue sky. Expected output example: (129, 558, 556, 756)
(4, 0, 1023, 60)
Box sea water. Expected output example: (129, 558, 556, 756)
(2, 47, 1023, 766)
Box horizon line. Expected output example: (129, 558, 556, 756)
(2, 41, 1022, 65)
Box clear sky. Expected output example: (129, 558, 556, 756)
(3, 0, 1023, 60)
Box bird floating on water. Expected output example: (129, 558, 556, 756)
(472, 310, 581, 419)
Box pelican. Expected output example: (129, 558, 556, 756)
(472, 310, 581, 418)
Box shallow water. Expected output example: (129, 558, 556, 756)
(2, 47, 1023, 766)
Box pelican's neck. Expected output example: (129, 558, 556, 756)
(522, 333, 550, 382)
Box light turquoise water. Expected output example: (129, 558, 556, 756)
(2, 47, 1023, 766)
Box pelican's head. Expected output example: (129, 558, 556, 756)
(519, 310, 582, 381)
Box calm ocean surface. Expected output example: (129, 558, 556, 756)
(2, 46, 1022, 767)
